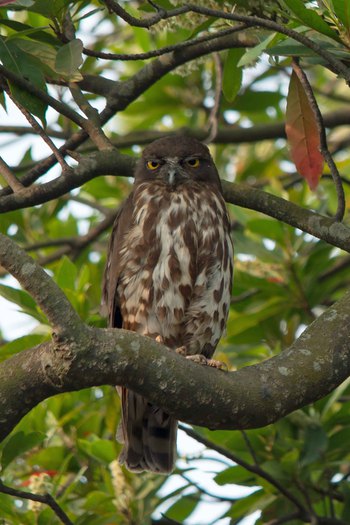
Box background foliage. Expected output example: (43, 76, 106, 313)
(1, 1, 350, 524)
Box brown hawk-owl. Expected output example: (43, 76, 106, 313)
(103, 136, 233, 473)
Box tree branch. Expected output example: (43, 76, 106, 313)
(1, 228, 350, 443)
(0, 232, 82, 336)
(222, 181, 350, 252)
(0, 149, 349, 253)
(178, 424, 306, 515)
(0, 481, 73, 525)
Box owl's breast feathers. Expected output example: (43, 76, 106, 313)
(116, 180, 233, 357)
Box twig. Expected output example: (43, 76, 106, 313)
(188, 4, 350, 80)
(178, 424, 307, 516)
(80, 24, 250, 61)
(0, 125, 67, 139)
(69, 83, 113, 151)
(0, 232, 82, 334)
(180, 472, 238, 502)
(0, 481, 73, 525)
(291, 58, 345, 221)
(23, 210, 117, 267)
(265, 513, 303, 525)
(204, 53, 223, 144)
(241, 430, 259, 465)
(4, 89, 72, 175)
(103, 0, 183, 27)
(0, 156, 24, 192)
(0, 65, 85, 128)
(104, 1, 350, 81)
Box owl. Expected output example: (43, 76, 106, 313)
(103, 136, 233, 473)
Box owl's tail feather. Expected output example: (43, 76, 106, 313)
(117, 388, 177, 473)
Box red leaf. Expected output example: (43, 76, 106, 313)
(285, 70, 324, 190)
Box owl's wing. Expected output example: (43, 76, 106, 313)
(102, 193, 134, 328)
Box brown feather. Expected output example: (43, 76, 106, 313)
(103, 136, 233, 473)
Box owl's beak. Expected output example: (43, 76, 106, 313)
(168, 168, 176, 187)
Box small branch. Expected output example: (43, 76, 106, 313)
(103, 0, 185, 27)
(80, 24, 251, 61)
(204, 53, 223, 144)
(0, 210, 117, 274)
(0, 481, 73, 525)
(222, 181, 350, 253)
(69, 83, 113, 151)
(241, 430, 259, 465)
(0, 156, 24, 191)
(178, 424, 306, 516)
(4, 88, 72, 175)
(0, 232, 82, 335)
(104, 1, 350, 81)
(180, 472, 238, 502)
(291, 58, 345, 221)
(0, 125, 67, 139)
(186, 5, 350, 82)
(265, 513, 304, 525)
(0, 65, 86, 128)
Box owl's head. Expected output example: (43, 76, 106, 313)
(134, 136, 222, 190)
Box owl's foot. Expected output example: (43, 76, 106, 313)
(175, 346, 227, 371)
(156, 335, 165, 345)
(175, 346, 187, 356)
(205, 358, 228, 371)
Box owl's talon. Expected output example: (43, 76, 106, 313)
(175, 346, 187, 356)
(180, 353, 227, 370)
(185, 354, 207, 365)
(206, 359, 228, 371)
(156, 335, 165, 344)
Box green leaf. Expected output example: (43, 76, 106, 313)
(0, 38, 47, 122)
(332, 0, 350, 29)
(84, 491, 115, 511)
(284, 0, 340, 40)
(0, 283, 43, 321)
(225, 489, 271, 519)
(165, 494, 199, 521)
(29, 0, 69, 19)
(90, 439, 116, 464)
(215, 465, 256, 486)
(238, 33, 277, 67)
(55, 256, 77, 290)
(1, 431, 45, 470)
(233, 90, 282, 113)
(300, 425, 328, 466)
(0, 334, 47, 361)
(55, 38, 83, 81)
(28, 446, 68, 470)
(222, 48, 244, 103)
(77, 438, 116, 464)
(15, 38, 57, 72)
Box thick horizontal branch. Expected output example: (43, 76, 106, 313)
(1, 286, 350, 442)
(0, 204, 350, 443)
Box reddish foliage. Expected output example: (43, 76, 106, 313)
(285, 70, 324, 190)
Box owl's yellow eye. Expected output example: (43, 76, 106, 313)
(146, 160, 160, 170)
(186, 158, 200, 168)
